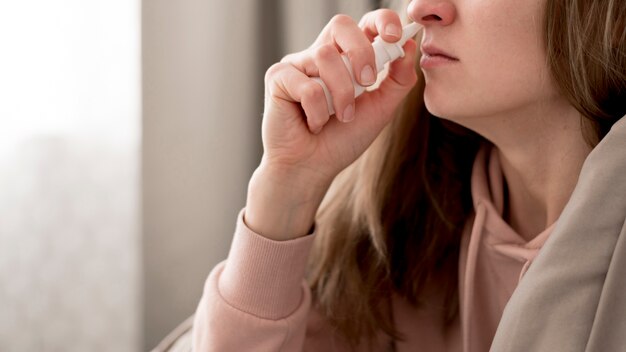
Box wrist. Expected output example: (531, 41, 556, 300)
(245, 162, 331, 241)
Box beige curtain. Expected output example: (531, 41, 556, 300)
(142, 0, 380, 349)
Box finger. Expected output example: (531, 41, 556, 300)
(357, 9, 403, 43)
(310, 40, 417, 151)
(280, 51, 319, 77)
(267, 62, 330, 133)
(322, 39, 419, 142)
(367, 38, 419, 117)
(326, 14, 378, 87)
(299, 79, 332, 134)
(313, 43, 355, 122)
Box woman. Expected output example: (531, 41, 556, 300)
(191, 0, 626, 350)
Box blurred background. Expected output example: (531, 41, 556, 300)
(0, 0, 403, 350)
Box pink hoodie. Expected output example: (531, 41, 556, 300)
(191, 144, 556, 351)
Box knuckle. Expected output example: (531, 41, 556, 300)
(362, 9, 376, 18)
(373, 8, 398, 22)
(346, 46, 375, 63)
(314, 44, 337, 61)
(264, 62, 286, 84)
(302, 83, 322, 102)
(330, 14, 353, 27)
(377, 8, 397, 18)
(311, 83, 326, 101)
(363, 9, 379, 18)
(279, 53, 294, 63)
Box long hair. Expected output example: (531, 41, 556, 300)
(546, 0, 626, 146)
(305, 0, 626, 349)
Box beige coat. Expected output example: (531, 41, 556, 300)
(492, 115, 626, 351)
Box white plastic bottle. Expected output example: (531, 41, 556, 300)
(312, 22, 421, 116)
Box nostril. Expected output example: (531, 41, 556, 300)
(423, 14, 442, 21)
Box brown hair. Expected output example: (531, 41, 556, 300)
(305, 0, 626, 349)
(546, 0, 626, 146)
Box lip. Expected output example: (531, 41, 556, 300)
(420, 44, 459, 68)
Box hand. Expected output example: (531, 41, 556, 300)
(245, 10, 419, 240)
(260, 9, 419, 185)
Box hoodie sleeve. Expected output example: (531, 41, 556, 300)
(191, 207, 317, 351)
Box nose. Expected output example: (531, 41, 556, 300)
(407, 0, 456, 27)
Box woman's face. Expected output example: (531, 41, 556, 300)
(407, 0, 561, 122)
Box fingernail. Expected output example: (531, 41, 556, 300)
(360, 65, 375, 86)
(385, 24, 401, 38)
(342, 104, 354, 122)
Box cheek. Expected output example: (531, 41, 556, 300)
(468, 44, 553, 111)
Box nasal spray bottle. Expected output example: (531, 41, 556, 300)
(312, 22, 422, 116)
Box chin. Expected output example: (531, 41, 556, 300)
(423, 95, 483, 133)
(422, 85, 492, 124)
(423, 88, 457, 120)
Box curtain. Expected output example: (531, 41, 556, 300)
(141, 0, 380, 349)
(1, 0, 399, 350)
